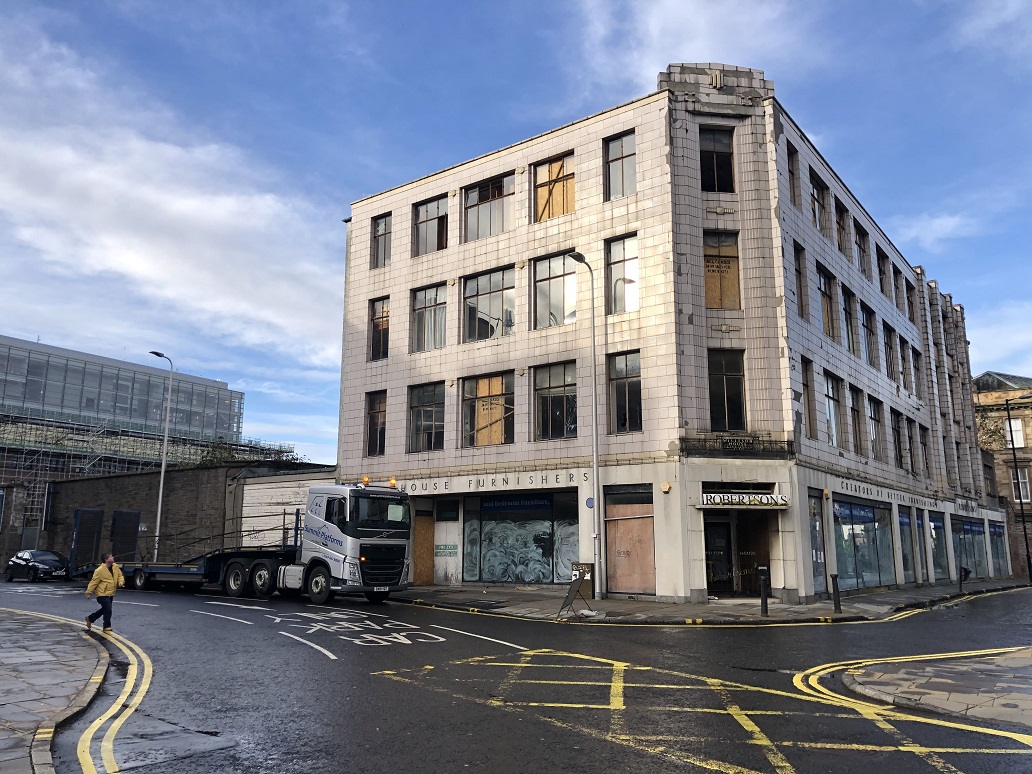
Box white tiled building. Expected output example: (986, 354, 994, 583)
(338, 63, 1009, 603)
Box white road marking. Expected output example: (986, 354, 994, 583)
(116, 601, 159, 607)
(3, 591, 62, 598)
(305, 604, 390, 617)
(203, 601, 274, 610)
(189, 610, 254, 624)
(429, 625, 525, 650)
(280, 631, 338, 659)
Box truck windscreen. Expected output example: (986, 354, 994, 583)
(349, 495, 411, 532)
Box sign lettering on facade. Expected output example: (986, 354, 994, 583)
(398, 470, 590, 495)
(701, 493, 790, 508)
(434, 544, 458, 557)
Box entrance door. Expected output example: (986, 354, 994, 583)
(737, 514, 771, 596)
(412, 510, 435, 586)
(704, 521, 734, 595)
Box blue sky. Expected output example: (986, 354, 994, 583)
(1, 1, 1030, 464)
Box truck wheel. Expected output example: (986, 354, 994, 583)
(306, 566, 333, 605)
(364, 591, 389, 603)
(131, 570, 149, 591)
(250, 561, 276, 598)
(222, 562, 246, 598)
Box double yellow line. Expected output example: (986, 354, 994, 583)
(2, 608, 153, 773)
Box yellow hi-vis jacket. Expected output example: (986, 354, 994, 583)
(86, 563, 125, 597)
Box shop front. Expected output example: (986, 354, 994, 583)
(832, 496, 895, 591)
(700, 487, 788, 597)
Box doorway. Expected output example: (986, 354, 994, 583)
(704, 511, 772, 596)
(412, 509, 435, 586)
(704, 521, 734, 595)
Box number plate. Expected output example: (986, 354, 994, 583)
(54, 570, 66, 575)
(374, 586, 388, 592)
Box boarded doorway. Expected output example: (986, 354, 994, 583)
(412, 508, 435, 586)
(605, 488, 656, 595)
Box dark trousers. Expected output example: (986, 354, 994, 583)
(88, 595, 113, 628)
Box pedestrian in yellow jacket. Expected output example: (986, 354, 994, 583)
(86, 554, 124, 633)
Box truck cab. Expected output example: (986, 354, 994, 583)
(296, 484, 411, 603)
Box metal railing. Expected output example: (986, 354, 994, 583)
(679, 435, 795, 459)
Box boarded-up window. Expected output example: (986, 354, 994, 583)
(704, 231, 740, 310)
(535, 153, 574, 221)
(462, 373, 514, 447)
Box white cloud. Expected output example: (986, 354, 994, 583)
(968, 301, 1032, 376)
(569, 0, 827, 101)
(948, 0, 1032, 66)
(889, 211, 981, 253)
(0, 13, 344, 369)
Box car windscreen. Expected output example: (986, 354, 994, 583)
(33, 551, 65, 562)
(349, 494, 411, 531)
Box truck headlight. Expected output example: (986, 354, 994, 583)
(345, 561, 361, 580)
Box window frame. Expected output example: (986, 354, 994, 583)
(414, 195, 448, 257)
(700, 127, 735, 193)
(816, 265, 837, 340)
(787, 141, 801, 206)
(703, 231, 740, 310)
(868, 398, 885, 462)
(823, 371, 843, 449)
(533, 254, 578, 330)
(371, 213, 392, 269)
(534, 362, 578, 441)
(463, 172, 515, 243)
(369, 297, 390, 362)
(534, 152, 575, 222)
(1013, 468, 1030, 503)
(411, 284, 447, 353)
(463, 266, 516, 343)
(461, 372, 515, 448)
(365, 390, 387, 457)
(605, 234, 640, 315)
(604, 132, 636, 201)
(608, 351, 643, 434)
(708, 349, 746, 432)
(1007, 418, 1025, 448)
(849, 386, 866, 456)
(408, 382, 445, 453)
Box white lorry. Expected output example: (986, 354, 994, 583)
(117, 483, 412, 603)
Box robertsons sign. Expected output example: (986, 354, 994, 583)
(701, 493, 790, 508)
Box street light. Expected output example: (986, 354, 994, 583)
(1003, 392, 1032, 585)
(568, 251, 604, 598)
(149, 351, 174, 564)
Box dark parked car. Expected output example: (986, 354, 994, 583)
(5, 550, 69, 582)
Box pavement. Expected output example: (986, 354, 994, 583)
(1, 579, 1029, 773)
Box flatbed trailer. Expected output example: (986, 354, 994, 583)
(116, 545, 300, 598)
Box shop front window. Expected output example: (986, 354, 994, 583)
(952, 519, 988, 579)
(990, 523, 1008, 577)
(915, 511, 929, 583)
(928, 512, 950, 580)
(833, 500, 895, 590)
(898, 506, 915, 584)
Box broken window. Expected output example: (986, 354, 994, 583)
(462, 372, 514, 447)
(700, 128, 734, 193)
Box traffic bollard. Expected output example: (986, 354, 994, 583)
(758, 566, 769, 617)
(830, 573, 841, 613)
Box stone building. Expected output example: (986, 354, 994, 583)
(973, 371, 1032, 580)
(339, 63, 1008, 602)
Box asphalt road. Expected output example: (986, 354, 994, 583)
(5, 581, 1032, 773)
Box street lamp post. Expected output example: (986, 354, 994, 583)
(568, 251, 604, 598)
(1003, 393, 1032, 585)
(149, 351, 174, 564)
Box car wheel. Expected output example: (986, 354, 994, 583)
(27, 567, 37, 583)
(4, 569, 13, 582)
(222, 562, 246, 598)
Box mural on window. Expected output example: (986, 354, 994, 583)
(462, 494, 578, 583)
(833, 500, 895, 590)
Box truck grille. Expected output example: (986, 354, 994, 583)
(359, 544, 406, 585)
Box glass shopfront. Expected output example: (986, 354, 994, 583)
(462, 492, 578, 583)
(952, 519, 988, 579)
(928, 512, 950, 580)
(990, 523, 1008, 577)
(915, 511, 929, 583)
(833, 499, 895, 590)
(809, 490, 827, 595)
(898, 506, 916, 584)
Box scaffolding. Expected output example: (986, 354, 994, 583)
(0, 407, 294, 544)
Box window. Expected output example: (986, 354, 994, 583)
(905, 280, 917, 323)
(817, 265, 837, 340)
(842, 287, 859, 357)
(809, 170, 829, 236)
(700, 128, 734, 193)
(984, 464, 997, 497)
(906, 418, 918, 474)
(534, 362, 577, 440)
(893, 266, 905, 314)
(414, 196, 448, 256)
(1007, 418, 1025, 448)
(912, 349, 924, 398)
(876, 247, 892, 298)
(462, 372, 514, 447)
(609, 351, 642, 434)
(412, 284, 447, 353)
(1013, 468, 1030, 503)
(366, 391, 387, 457)
(920, 425, 931, 476)
(824, 372, 843, 448)
(853, 220, 872, 279)
(464, 173, 514, 242)
(891, 409, 905, 468)
(835, 198, 851, 256)
(408, 382, 444, 453)
(883, 323, 898, 382)
(794, 241, 808, 320)
(369, 297, 389, 361)
(860, 304, 878, 368)
(372, 214, 391, 268)
(704, 231, 740, 310)
(801, 357, 817, 439)
(535, 153, 574, 221)
(606, 234, 640, 314)
(787, 141, 801, 206)
(464, 267, 515, 342)
(605, 132, 636, 200)
(534, 254, 578, 329)
(899, 337, 912, 391)
(868, 398, 885, 462)
(708, 350, 745, 432)
(849, 387, 865, 455)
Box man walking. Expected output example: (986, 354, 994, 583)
(85, 553, 124, 633)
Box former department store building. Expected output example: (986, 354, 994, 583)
(339, 63, 1009, 603)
